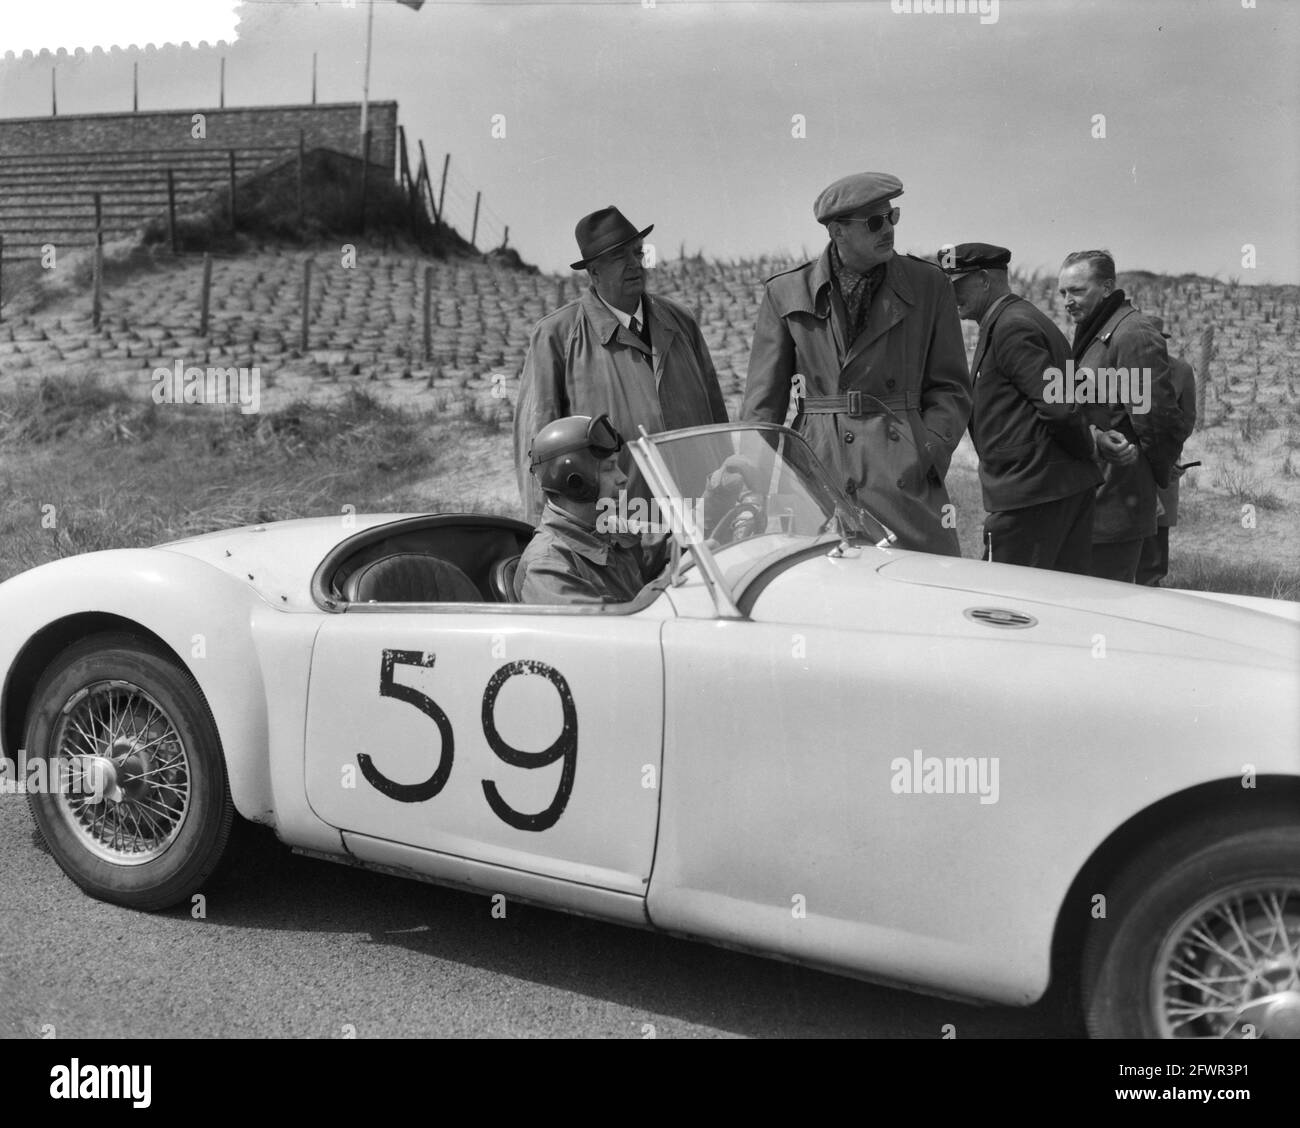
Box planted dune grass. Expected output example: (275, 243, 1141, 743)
(0, 373, 507, 583)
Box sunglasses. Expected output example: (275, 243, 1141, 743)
(587, 413, 625, 458)
(839, 207, 901, 233)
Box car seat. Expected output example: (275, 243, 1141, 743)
(343, 553, 481, 603)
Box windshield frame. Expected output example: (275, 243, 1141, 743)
(628, 421, 888, 618)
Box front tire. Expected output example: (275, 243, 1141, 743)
(1082, 815, 1300, 1039)
(25, 633, 236, 910)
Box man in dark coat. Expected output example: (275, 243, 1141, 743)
(742, 172, 971, 556)
(1058, 250, 1191, 583)
(1137, 316, 1197, 585)
(940, 243, 1103, 573)
(513, 206, 727, 521)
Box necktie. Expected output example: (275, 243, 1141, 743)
(630, 315, 651, 350)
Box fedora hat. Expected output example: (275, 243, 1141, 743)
(571, 206, 654, 270)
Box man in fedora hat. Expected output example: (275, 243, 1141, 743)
(513, 205, 727, 520)
(741, 172, 971, 555)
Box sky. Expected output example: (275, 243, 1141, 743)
(1, 0, 1297, 283)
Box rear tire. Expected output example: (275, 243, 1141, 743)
(1082, 814, 1300, 1039)
(25, 633, 236, 911)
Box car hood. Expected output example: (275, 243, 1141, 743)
(158, 514, 411, 611)
(746, 546, 1300, 667)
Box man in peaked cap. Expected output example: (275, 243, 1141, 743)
(939, 242, 1104, 573)
(513, 205, 727, 521)
(742, 172, 971, 555)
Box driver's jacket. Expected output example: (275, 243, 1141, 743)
(514, 501, 672, 606)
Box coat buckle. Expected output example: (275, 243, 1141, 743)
(845, 390, 864, 417)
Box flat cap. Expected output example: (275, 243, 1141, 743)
(937, 242, 1012, 276)
(813, 172, 903, 224)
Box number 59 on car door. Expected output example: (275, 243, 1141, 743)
(303, 612, 665, 896)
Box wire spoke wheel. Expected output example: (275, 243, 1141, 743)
(1083, 816, 1300, 1040)
(1156, 883, 1300, 1039)
(26, 634, 236, 910)
(51, 680, 191, 865)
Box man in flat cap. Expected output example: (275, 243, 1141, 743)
(513, 206, 727, 520)
(1058, 250, 1190, 582)
(1136, 316, 1197, 586)
(742, 172, 970, 555)
(940, 242, 1103, 573)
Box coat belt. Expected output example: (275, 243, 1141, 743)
(800, 391, 920, 417)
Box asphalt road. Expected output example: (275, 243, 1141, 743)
(0, 798, 1074, 1039)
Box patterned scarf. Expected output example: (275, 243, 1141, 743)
(831, 244, 887, 344)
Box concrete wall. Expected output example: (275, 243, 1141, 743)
(0, 102, 398, 169)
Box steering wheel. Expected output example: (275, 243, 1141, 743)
(707, 493, 767, 543)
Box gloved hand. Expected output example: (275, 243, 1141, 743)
(702, 455, 766, 540)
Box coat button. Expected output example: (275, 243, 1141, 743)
(887, 427, 900, 441)
(886, 378, 896, 389)
(843, 430, 855, 444)
(897, 477, 906, 488)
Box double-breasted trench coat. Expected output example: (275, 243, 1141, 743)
(741, 249, 972, 555)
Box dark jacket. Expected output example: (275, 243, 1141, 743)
(1157, 353, 1197, 527)
(513, 288, 728, 521)
(742, 249, 971, 555)
(1078, 302, 1191, 543)
(514, 502, 671, 605)
(969, 295, 1102, 512)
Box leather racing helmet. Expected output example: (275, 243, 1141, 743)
(529, 414, 625, 501)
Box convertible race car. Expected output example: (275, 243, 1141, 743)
(1, 422, 1296, 1039)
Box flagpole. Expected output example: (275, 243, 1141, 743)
(360, 0, 375, 156)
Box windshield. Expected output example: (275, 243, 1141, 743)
(628, 424, 891, 600)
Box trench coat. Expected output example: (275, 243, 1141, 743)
(513, 288, 728, 521)
(1078, 302, 1190, 543)
(741, 249, 971, 555)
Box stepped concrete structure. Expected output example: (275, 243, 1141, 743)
(0, 102, 398, 261)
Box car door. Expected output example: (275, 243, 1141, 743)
(303, 603, 667, 896)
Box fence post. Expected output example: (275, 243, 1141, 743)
(92, 193, 104, 331)
(166, 169, 178, 254)
(423, 265, 433, 362)
(300, 258, 313, 353)
(437, 154, 449, 226)
(501, 226, 509, 250)
(398, 125, 411, 196)
(219, 57, 226, 109)
(471, 192, 481, 250)
(228, 150, 237, 230)
(297, 129, 305, 227)
(358, 131, 371, 234)
(311, 52, 317, 104)
(1198, 325, 1215, 415)
(199, 253, 213, 336)
(51, 67, 57, 116)
(133, 62, 139, 112)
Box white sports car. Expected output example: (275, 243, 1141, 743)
(1, 422, 1296, 1039)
